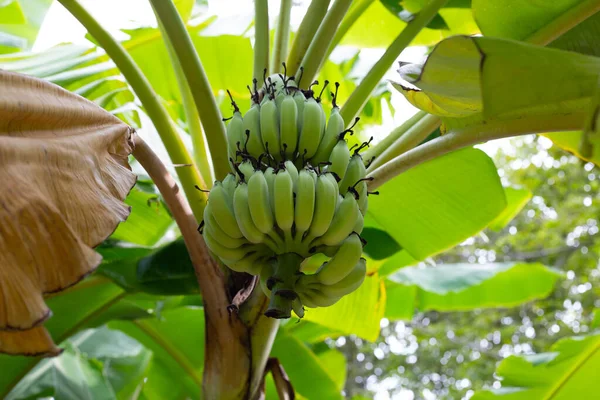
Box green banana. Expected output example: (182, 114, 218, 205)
(204, 208, 248, 249)
(326, 139, 350, 181)
(236, 160, 255, 182)
(260, 97, 281, 161)
(223, 250, 269, 275)
(247, 170, 274, 234)
(293, 90, 305, 133)
(202, 229, 253, 262)
(221, 173, 237, 199)
(273, 169, 295, 236)
(297, 97, 324, 160)
(294, 169, 316, 236)
(233, 182, 265, 244)
(298, 290, 319, 308)
(291, 298, 305, 318)
(259, 261, 276, 298)
(338, 153, 366, 196)
(304, 173, 338, 243)
(319, 258, 366, 298)
(284, 160, 299, 191)
(315, 192, 360, 247)
(356, 180, 369, 215)
(311, 105, 344, 165)
(207, 182, 242, 239)
(264, 167, 277, 218)
(279, 94, 299, 159)
(353, 211, 364, 234)
(226, 110, 245, 164)
(243, 103, 265, 157)
(300, 287, 341, 307)
(311, 232, 363, 285)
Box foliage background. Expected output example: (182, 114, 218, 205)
(341, 136, 600, 399)
(1, 0, 598, 399)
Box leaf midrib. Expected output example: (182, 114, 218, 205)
(544, 336, 600, 399)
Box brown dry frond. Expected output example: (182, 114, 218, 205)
(0, 70, 136, 355)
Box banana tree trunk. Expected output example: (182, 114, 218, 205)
(133, 138, 278, 399)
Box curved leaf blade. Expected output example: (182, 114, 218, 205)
(472, 332, 600, 399)
(385, 262, 562, 320)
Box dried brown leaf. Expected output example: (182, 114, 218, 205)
(0, 70, 136, 355)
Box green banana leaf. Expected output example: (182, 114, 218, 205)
(472, 332, 600, 399)
(385, 262, 562, 320)
(6, 327, 152, 400)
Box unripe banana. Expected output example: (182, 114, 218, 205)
(312, 233, 363, 285)
(298, 290, 319, 308)
(294, 169, 316, 235)
(243, 103, 265, 157)
(260, 98, 281, 160)
(204, 208, 247, 249)
(338, 153, 366, 196)
(311, 106, 344, 165)
(356, 180, 369, 215)
(297, 98, 324, 160)
(236, 160, 255, 182)
(293, 90, 305, 133)
(202, 229, 252, 262)
(208, 182, 242, 239)
(353, 211, 364, 234)
(292, 298, 305, 318)
(226, 111, 245, 163)
(316, 192, 360, 247)
(223, 250, 269, 275)
(319, 258, 366, 298)
(279, 95, 299, 158)
(274, 169, 295, 234)
(233, 182, 265, 244)
(301, 288, 341, 307)
(327, 139, 350, 181)
(284, 160, 299, 191)
(304, 173, 338, 242)
(221, 173, 237, 199)
(318, 100, 327, 136)
(264, 167, 277, 217)
(259, 261, 276, 298)
(247, 170, 274, 234)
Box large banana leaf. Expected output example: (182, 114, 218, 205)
(340, 0, 479, 48)
(472, 332, 600, 399)
(367, 147, 506, 260)
(472, 0, 600, 163)
(385, 262, 562, 320)
(6, 327, 152, 400)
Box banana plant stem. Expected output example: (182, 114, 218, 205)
(271, 0, 292, 74)
(286, 0, 331, 77)
(158, 18, 214, 184)
(299, 0, 353, 87)
(367, 111, 587, 190)
(133, 136, 252, 399)
(57, 0, 208, 221)
(340, 0, 449, 125)
(367, 113, 440, 173)
(324, 0, 375, 63)
(525, 0, 600, 46)
(363, 110, 426, 164)
(149, 0, 229, 181)
(254, 0, 270, 82)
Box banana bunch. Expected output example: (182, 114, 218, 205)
(202, 72, 377, 319)
(226, 70, 348, 168)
